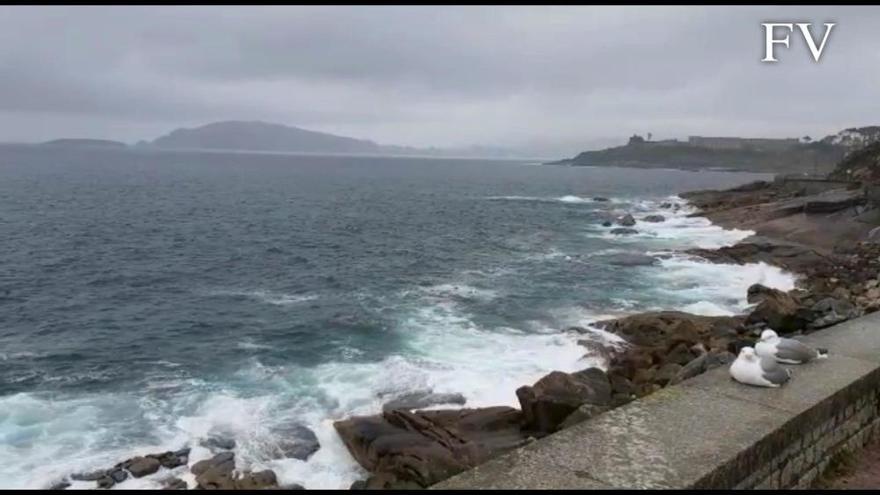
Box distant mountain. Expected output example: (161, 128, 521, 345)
(149, 121, 383, 154)
(42, 138, 127, 149)
(145, 120, 541, 159)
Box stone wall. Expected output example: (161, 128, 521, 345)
(433, 312, 880, 490)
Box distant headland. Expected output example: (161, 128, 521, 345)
(547, 126, 880, 175)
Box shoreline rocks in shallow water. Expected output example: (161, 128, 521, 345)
(610, 227, 638, 235)
(333, 406, 530, 488)
(266, 424, 321, 461)
(617, 213, 636, 226)
(642, 214, 665, 223)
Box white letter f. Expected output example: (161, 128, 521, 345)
(762, 23, 793, 62)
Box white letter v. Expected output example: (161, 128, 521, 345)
(797, 23, 835, 62)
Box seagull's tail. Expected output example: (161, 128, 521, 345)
(816, 348, 829, 359)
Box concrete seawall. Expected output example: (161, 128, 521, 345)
(433, 312, 880, 489)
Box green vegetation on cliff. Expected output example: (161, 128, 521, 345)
(548, 138, 844, 174)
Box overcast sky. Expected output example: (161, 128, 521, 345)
(0, 5, 877, 155)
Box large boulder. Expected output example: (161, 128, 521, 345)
(745, 284, 811, 334)
(147, 448, 190, 470)
(126, 456, 161, 478)
(333, 406, 529, 488)
(515, 367, 611, 435)
(192, 452, 235, 477)
(809, 297, 860, 329)
(642, 214, 666, 223)
(267, 424, 321, 461)
(617, 214, 636, 226)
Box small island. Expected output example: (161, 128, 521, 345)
(41, 138, 128, 149)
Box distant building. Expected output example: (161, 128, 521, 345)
(687, 136, 800, 152)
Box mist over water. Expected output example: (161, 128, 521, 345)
(0, 147, 791, 488)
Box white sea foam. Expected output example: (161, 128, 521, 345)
(208, 289, 318, 306)
(416, 283, 499, 302)
(484, 195, 620, 204)
(5, 192, 798, 490)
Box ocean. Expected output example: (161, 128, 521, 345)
(0, 146, 796, 488)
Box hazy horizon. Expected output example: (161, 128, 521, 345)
(1, 6, 878, 156)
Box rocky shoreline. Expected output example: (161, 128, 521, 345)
(47, 175, 880, 490)
(331, 177, 880, 489)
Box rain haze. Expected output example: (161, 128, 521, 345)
(0, 5, 878, 156)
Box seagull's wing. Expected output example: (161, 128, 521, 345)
(775, 338, 819, 362)
(759, 355, 791, 385)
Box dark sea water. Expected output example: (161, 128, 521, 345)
(0, 146, 793, 488)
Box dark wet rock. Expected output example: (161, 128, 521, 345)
(597, 311, 745, 396)
(71, 470, 107, 482)
(192, 451, 235, 477)
(195, 469, 236, 490)
(609, 373, 635, 397)
(809, 296, 860, 329)
(745, 284, 811, 334)
(97, 476, 115, 489)
(617, 214, 636, 226)
(604, 253, 658, 267)
(596, 311, 744, 350)
(593, 196, 610, 202)
(161, 477, 188, 490)
(202, 435, 237, 451)
(601, 220, 613, 227)
(610, 227, 638, 235)
(653, 363, 683, 386)
(127, 456, 161, 478)
(516, 367, 611, 435)
(334, 406, 529, 488)
(642, 214, 666, 223)
(192, 455, 275, 490)
(233, 470, 279, 490)
(557, 403, 609, 430)
(576, 338, 615, 368)
(382, 390, 467, 412)
(270, 424, 321, 461)
(660, 202, 673, 209)
(349, 480, 367, 490)
(148, 448, 190, 469)
(109, 468, 128, 483)
(665, 342, 698, 367)
(727, 337, 756, 355)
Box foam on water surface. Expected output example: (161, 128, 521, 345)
(1, 186, 794, 489)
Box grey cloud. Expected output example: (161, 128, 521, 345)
(0, 5, 877, 154)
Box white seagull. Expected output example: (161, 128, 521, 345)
(755, 329, 828, 364)
(729, 346, 792, 388)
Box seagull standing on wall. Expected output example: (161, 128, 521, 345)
(755, 330, 828, 364)
(729, 346, 792, 388)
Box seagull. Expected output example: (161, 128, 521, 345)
(755, 329, 828, 364)
(729, 346, 792, 388)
